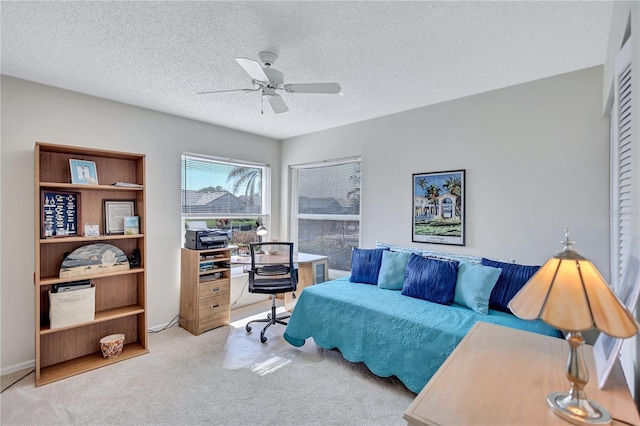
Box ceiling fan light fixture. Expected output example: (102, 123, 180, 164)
(198, 52, 342, 114)
(262, 87, 276, 98)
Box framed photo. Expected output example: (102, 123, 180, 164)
(69, 159, 98, 185)
(41, 190, 81, 238)
(104, 200, 135, 235)
(124, 216, 140, 235)
(594, 235, 640, 389)
(84, 223, 100, 237)
(412, 170, 465, 246)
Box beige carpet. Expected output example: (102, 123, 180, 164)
(1, 321, 415, 425)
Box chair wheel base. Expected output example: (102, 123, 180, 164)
(244, 294, 291, 343)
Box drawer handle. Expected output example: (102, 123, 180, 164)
(210, 304, 220, 309)
(210, 288, 220, 293)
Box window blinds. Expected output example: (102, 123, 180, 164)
(611, 38, 633, 288)
(297, 161, 361, 216)
(181, 154, 265, 216)
(292, 158, 361, 272)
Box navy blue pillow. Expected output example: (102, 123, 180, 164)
(349, 248, 387, 284)
(481, 258, 540, 313)
(401, 254, 459, 305)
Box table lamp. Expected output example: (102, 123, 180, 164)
(508, 229, 638, 425)
(256, 224, 267, 241)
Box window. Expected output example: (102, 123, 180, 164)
(181, 154, 269, 246)
(291, 158, 361, 273)
(610, 38, 632, 290)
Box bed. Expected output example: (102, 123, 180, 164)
(284, 276, 561, 393)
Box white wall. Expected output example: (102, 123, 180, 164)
(0, 76, 281, 373)
(283, 66, 609, 271)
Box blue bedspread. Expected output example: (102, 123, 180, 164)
(284, 276, 561, 393)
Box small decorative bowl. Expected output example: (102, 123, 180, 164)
(266, 249, 280, 255)
(100, 333, 125, 358)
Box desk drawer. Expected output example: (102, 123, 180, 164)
(198, 295, 230, 326)
(198, 279, 230, 299)
(199, 312, 229, 331)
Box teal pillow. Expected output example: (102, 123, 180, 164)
(377, 251, 411, 290)
(454, 261, 502, 314)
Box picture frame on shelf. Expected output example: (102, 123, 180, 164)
(594, 235, 640, 389)
(412, 170, 465, 246)
(104, 200, 135, 235)
(84, 223, 100, 237)
(41, 190, 81, 238)
(69, 159, 98, 185)
(124, 216, 140, 235)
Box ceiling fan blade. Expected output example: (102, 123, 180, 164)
(267, 93, 289, 114)
(284, 83, 342, 94)
(197, 88, 259, 95)
(235, 57, 269, 82)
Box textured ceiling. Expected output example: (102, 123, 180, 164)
(1, 1, 613, 140)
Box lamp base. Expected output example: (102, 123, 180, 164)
(547, 392, 612, 425)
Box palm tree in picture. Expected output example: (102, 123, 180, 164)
(417, 177, 427, 195)
(426, 183, 441, 218)
(227, 167, 262, 210)
(443, 175, 462, 218)
(415, 177, 429, 218)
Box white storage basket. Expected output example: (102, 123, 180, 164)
(49, 284, 95, 329)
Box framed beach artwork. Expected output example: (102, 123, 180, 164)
(412, 170, 465, 246)
(594, 235, 640, 389)
(69, 159, 98, 185)
(104, 200, 135, 235)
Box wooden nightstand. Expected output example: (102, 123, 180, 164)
(404, 322, 640, 426)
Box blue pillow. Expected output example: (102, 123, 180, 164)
(401, 254, 459, 305)
(454, 262, 502, 314)
(481, 258, 540, 313)
(377, 251, 411, 290)
(349, 248, 387, 285)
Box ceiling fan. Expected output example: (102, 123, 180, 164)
(198, 51, 342, 114)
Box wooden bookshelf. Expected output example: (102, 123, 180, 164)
(34, 142, 148, 386)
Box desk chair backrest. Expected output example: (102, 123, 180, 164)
(248, 242, 298, 293)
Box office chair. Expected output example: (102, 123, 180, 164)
(245, 242, 298, 343)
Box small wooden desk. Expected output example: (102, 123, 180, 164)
(231, 252, 328, 310)
(404, 322, 640, 426)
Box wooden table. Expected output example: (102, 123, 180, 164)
(404, 322, 640, 426)
(231, 252, 328, 310)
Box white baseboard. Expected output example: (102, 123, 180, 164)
(1, 359, 35, 376)
(148, 318, 179, 332)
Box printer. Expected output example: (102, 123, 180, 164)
(185, 229, 230, 250)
